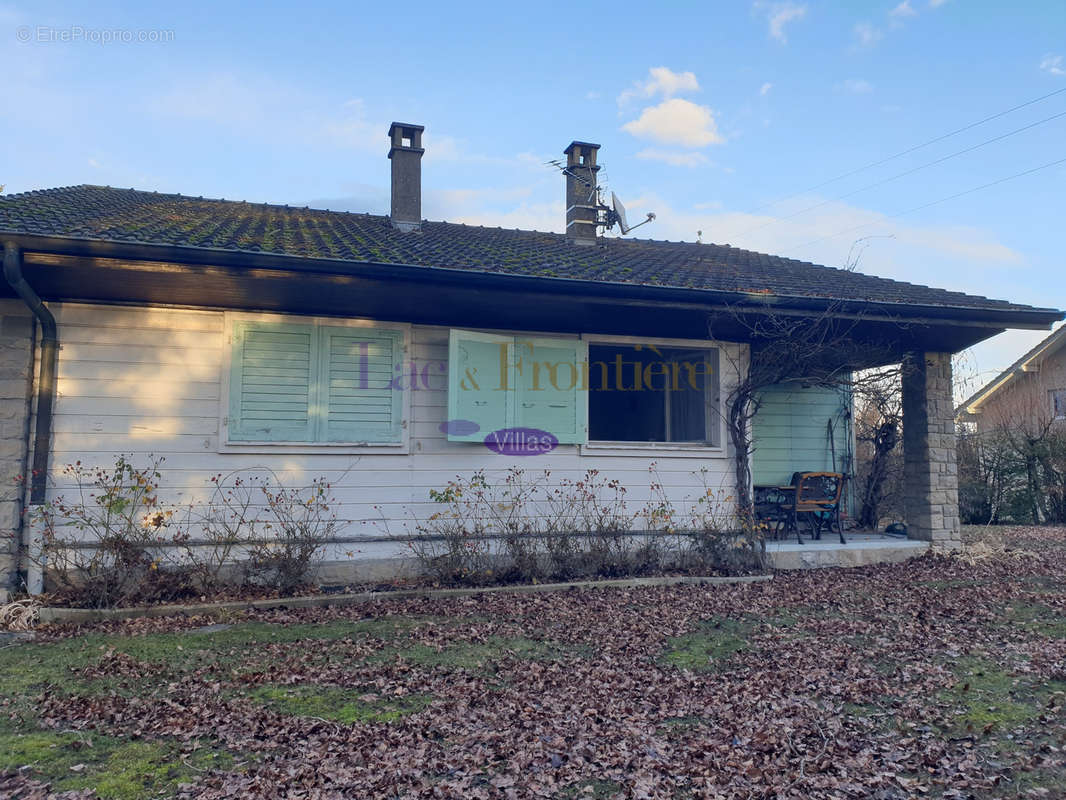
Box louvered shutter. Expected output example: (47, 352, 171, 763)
(319, 326, 404, 442)
(228, 321, 317, 442)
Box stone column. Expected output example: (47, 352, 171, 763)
(902, 351, 962, 551)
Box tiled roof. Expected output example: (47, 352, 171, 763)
(0, 184, 1056, 315)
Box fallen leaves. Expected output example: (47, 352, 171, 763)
(2, 526, 1066, 798)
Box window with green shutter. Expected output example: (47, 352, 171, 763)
(228, 318, 405, 445)
(514, 337, 588, 443)
(447, 329, 587, 444)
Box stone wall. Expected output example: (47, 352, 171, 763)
(0, 299, 33, 596)
(902, 351, 962, 550)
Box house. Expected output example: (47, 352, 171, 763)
(1, 123, 1062, 591)
(957, 324, 1066, 436)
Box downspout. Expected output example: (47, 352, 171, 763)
(3, 241, 57, 594)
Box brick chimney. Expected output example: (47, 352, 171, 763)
(563, 141, 601, 244)
(388, 122, 424, 231)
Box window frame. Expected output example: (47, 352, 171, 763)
(220, 312, 411, 454)
(1052, 388, 1066, 421)
(580, 334, 726, 458)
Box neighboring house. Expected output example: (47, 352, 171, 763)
(957, 325, 1066, 436)
(0, 123, 1062, 590)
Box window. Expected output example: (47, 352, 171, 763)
(587, 342, 720, 446)
(226, 317, 405, 445)
(1053, 388, 1066, 420)
(447, 330, 587, 443)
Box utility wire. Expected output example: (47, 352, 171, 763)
(740, 85, 1066, 218)
(792, 155, 1066, 250)
(730, 108, 1066, 241)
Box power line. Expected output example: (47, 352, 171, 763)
(730, 108, 1066, 241)
(791, 155, 1066, 251)
(739, 85, 1066, 217)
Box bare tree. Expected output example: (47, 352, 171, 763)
(710, 306, 901, 522)
(983, 371, 1066, 524)
(853, 369, 903, 529)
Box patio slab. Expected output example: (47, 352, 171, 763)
(766, 534, 929, 570)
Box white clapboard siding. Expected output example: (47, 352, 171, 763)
(43, 303, 741, 548)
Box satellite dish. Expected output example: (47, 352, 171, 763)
(611, 192, 631, 234)
(609, 192, 655, 235)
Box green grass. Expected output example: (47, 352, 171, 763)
(0, 617, 431, 700)
(0, 615, 581, 798)
(0, 727, 231, 800)
(659, 617, 751, 672)
(1002, 601, 1066, 638)
(939, 656, 1066, 736)
(245, 684, 433, 724)
(0, 615, 456, 797)
(557, 778, 623, 798)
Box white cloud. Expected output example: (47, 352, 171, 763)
(890, 0, 917, 16)
(621, 98, 724, 148)
(635, 149, 710, 167)
(754, 1, 808, 43)
(1041, 54, 1065, 77)
(618, 67, 700, 106)
(853, 22, 882, 47)
(840, 78, 874, 94)
(759, 82, 773, 96)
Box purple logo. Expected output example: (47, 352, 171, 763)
(439, 419, 481, 436)
(484, 427, 558, 456)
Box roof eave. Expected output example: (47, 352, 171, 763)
(3, 231, 1063, 330)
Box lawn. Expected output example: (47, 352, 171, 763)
(1, 526, 1065, 799)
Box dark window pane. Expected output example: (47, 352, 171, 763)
(588, 344, 716, 444)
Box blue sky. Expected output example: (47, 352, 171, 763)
(2, 0, 1064, 392)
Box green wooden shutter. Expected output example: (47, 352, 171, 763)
(229, 321, 317, 442)
(447, 329, 513, 442)
(514, 337, 588, 444)
(318, 326, 404, 443)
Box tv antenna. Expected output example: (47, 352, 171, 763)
(545, 159, 656, 235)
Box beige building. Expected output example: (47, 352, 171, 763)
(958, 326, 1066, 436)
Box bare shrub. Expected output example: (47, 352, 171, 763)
(31, 456, 196, 608)
(241, 476, 340, 593)
(684, 469, 766, 574)
(408, 471, 496, 585)
(30, 457, 341, 606)
(410, 466, 760, 585)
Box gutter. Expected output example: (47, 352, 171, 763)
(3, 241, 57, 507)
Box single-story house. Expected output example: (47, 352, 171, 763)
(1, 123, 1062, 590)
(957, 324, 1066, 435)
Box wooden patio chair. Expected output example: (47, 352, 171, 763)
(789, 471, 846, 545)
